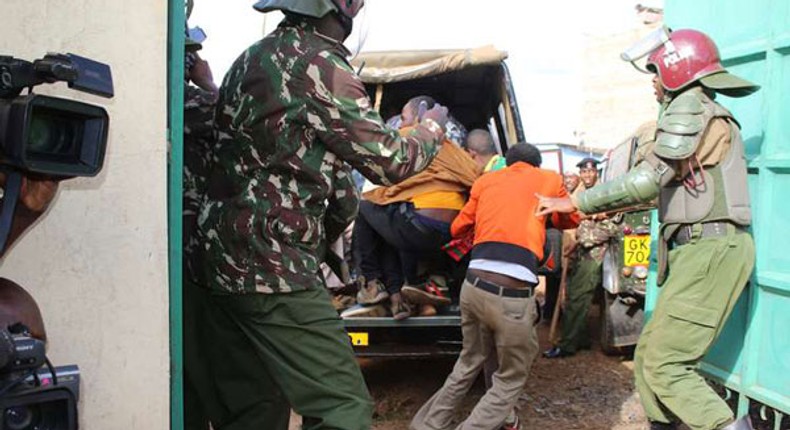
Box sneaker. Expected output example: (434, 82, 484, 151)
(341, 304, 388, 318)
(500, 411, 521, 430)
(401, 280, 451, 306)
(356, 279, 389, 305)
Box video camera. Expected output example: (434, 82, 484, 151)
(0, 326, 79, 430)
(0, 52, 113, 253)
(0, 53, 113, 177)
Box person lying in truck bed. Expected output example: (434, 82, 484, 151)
(344, 96, 482, 320)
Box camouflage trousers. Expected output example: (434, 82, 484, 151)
(184, 282, 373, 430)
(634, 225, 754, 430)
(558, 256, 602, 353)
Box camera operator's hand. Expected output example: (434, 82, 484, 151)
(0, 172, 59, 214)
(19, 175, 59, 213)
(0, 172, 60, 257)
(422, 104, 449, 131)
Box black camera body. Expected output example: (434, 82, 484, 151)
(0, 53, 113, 178)
(0, 327, 79, 430)
(0, 328, 45, 374)
(0, 364, 80, 430)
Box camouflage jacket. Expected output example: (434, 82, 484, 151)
(574, 217, 618, 262)
(183, 83, 216, 282)
(196, 18, 443, 294)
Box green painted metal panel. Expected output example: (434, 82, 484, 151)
(168, 0, 185, 428)
(663, 0, 790, 418)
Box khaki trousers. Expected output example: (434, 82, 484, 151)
(411, 278, 539, 430)
(635, 227, 754, 430)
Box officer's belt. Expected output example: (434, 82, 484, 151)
(672, 221, 744, 246)
(466, 274, 534, 298)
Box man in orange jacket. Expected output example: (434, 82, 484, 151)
(411, 143, 580, 430)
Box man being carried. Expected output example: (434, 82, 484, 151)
(350, 96, 480, 319)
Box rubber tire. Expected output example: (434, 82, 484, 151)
(599, 289, 628, 356)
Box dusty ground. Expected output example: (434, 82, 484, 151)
(289, 305, 648, 429)
(360, 314, 646, 430)
(285, 289, 787, 430)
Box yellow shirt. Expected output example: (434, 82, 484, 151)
(411, 190, 466, 210)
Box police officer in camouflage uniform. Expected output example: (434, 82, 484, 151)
(537, 28, 758, 430)
(187, 0, 449, 428)
(544, 158, 618, 358)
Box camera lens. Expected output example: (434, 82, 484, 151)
(27, 108, 81, 158)
(4, 405, 38, 430)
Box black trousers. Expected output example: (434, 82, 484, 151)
(353, 201, 451, 295)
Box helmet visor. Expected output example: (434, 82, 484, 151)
(621, 26, 671, 73)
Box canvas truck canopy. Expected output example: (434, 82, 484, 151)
(351, 46, 508, 83)
(350, 46, 523, 150)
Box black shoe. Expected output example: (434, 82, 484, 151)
(542, 347, 574, 359)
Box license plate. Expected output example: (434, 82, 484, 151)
(624, 235, 650, 267)
(348, 332, 369, 346)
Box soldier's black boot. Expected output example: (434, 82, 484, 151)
(648, 421, 677, 430)
(542, 346, 574, 359)
(720, 416, 754, 430)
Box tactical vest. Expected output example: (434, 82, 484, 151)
(655, 89, 751, 228)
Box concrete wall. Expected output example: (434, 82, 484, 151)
(578, 15, 662, 149)
(0, 2, 170, 429)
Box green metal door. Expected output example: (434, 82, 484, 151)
(661, 0, 790, 423)
(168, 0, 185, 428)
